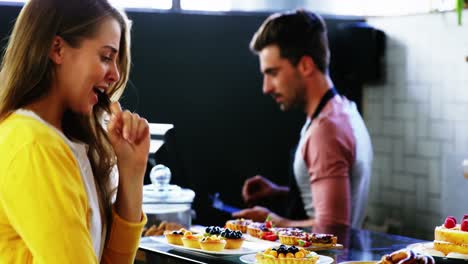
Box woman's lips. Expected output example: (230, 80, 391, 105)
(96, 89, 111, 112)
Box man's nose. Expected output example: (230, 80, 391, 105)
(262, 76, 273, 94)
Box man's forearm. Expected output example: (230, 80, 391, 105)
(281, 217, 315, 228)
(275, 185, 290, 197)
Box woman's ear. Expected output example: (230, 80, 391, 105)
(298, 55, 317, 77)
(48, 36, 66, 64)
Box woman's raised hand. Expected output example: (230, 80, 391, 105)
(107, 101, 150, 184)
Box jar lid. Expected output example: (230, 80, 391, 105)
(143, 184, 195, 204)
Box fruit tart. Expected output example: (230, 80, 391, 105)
(247, 217, 278, 241)
(164, 228, 187, 246)
(308, 233, 338, 247)
(204, 226, 224, 236)
(378, 249, 434, 264)
(278, 229, 308, 246)
(256, 244, 319, 264)
(181, 231, 202, 249)
(226, 218, 253, 233)
(220, 228, 245, 249)
(199, 235, 227, 252)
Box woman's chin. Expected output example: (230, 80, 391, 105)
(73, 105, 93, 116)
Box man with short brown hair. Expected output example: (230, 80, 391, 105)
(233, 10, 373, 229)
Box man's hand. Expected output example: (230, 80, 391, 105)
(232, 206, 290, 227)
(242, 175, 286, 204)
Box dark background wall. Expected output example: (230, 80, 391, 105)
(0, 4, 384, 225)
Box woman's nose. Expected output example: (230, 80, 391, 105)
(107, 62, 120, 85)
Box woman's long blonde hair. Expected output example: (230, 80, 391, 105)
(0, 0, 132, 233)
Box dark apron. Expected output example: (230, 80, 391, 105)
(285, 88, 337, 220)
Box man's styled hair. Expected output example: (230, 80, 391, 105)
(250, 9, 330, 74)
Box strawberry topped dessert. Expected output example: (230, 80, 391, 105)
(247, 217, 279, 241)
(434, 215, 468, 255)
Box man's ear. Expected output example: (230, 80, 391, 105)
(297, 55, 317, 77)
(48, 36, 66, 64)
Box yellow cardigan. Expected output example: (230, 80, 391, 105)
(0, 113, 146, 263)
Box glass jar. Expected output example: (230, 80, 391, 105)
(143, 164, 195, 230)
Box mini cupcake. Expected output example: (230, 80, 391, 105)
(164, 228, 187, 245)
(220, 228, 244, 249)
(199, 235, 227, 252)
(181, 231, 202, 249)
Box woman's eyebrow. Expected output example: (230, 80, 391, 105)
(102, 45, 118, 53)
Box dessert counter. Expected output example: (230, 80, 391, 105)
(138, 226, 426, 264)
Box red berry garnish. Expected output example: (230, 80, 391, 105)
(261, 231, 273, 239)
(447, 216, 457, 224)
(461, 220, 468, 232)
(463, 214, 468, 221)
(444, 217, 456, 228)
(264, 234, 277, 241)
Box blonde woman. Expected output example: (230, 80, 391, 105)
(0, 0, 149, 263)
